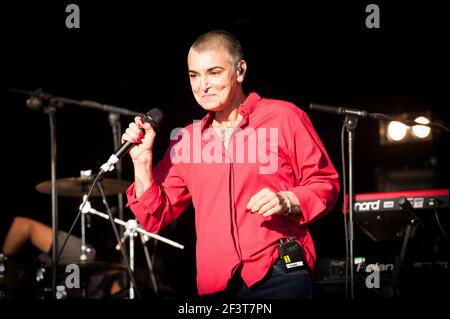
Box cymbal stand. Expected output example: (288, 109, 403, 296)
(140, 234, 159, 297)
(122, 219, 137, 299)
(80, 182, 141, 299)
(84, 206, 184, 299)
(79, 170, 94, 261)
(116, 220, 162, 298)
(108, 112, 128, 292)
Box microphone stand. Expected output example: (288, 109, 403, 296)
(15, 91, 64, 299)
(309, 103, 387, 300)
(344, 115, 358, 299)
(8, 88, 147, 299)
(9, 88, 145, 118)
(45, 103, 59, 300)
(310, 102, 448, 299)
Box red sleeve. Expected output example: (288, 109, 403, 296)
(287, 111, 340, 224)
(126, 140, 192, 233)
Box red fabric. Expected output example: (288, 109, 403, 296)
(126, 92, 339, 295)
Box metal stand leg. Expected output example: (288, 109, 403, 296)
(389, 221, 418, 297)
(140, 235, 159, 297)
(87, 208, 184, 299)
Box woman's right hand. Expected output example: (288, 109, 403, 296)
(121, 116, 156, 164)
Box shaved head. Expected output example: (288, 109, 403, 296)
(189, 30, 243, 69)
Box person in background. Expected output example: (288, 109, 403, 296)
(1, 216, 117, 299)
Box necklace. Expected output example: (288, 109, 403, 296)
(213, 119, 240, 147)
(213, 103, 244, 147)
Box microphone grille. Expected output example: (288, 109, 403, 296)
(144, 108, 164, 128)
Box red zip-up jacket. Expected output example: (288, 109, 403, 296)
(126, 92, 340, 295)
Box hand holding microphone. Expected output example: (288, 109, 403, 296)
(100, 108, 163, 173)
(122, 115, 156, 163)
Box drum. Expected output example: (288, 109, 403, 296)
(0, 254, 47, 299)
(1, 253, 128, 299)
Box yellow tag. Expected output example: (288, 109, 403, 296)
(283, 255, 291, 263)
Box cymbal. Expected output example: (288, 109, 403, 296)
(61, 261, 127, 276)
(35, 176, 131, 197)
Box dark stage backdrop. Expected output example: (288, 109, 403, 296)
(4, 2, 448, 299)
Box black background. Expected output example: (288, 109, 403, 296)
(3, 1, 448, 300)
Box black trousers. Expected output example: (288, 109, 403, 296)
(202, 260, 312, 300)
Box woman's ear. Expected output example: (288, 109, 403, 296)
(237, 60, 247, 81)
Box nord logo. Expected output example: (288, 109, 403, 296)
(355, 200, 381, 211)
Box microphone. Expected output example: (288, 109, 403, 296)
(309, 103, 369, 118)
(26, 95, 45, 111)
(24, 89, 51, 111)
(100, 108, 164, 173)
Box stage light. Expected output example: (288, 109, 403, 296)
(387, 121, 408, 142)
(379, 112, 432, 145)
(411, 116, 431, 139)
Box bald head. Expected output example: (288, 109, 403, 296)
(189, 30, 243, 69)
